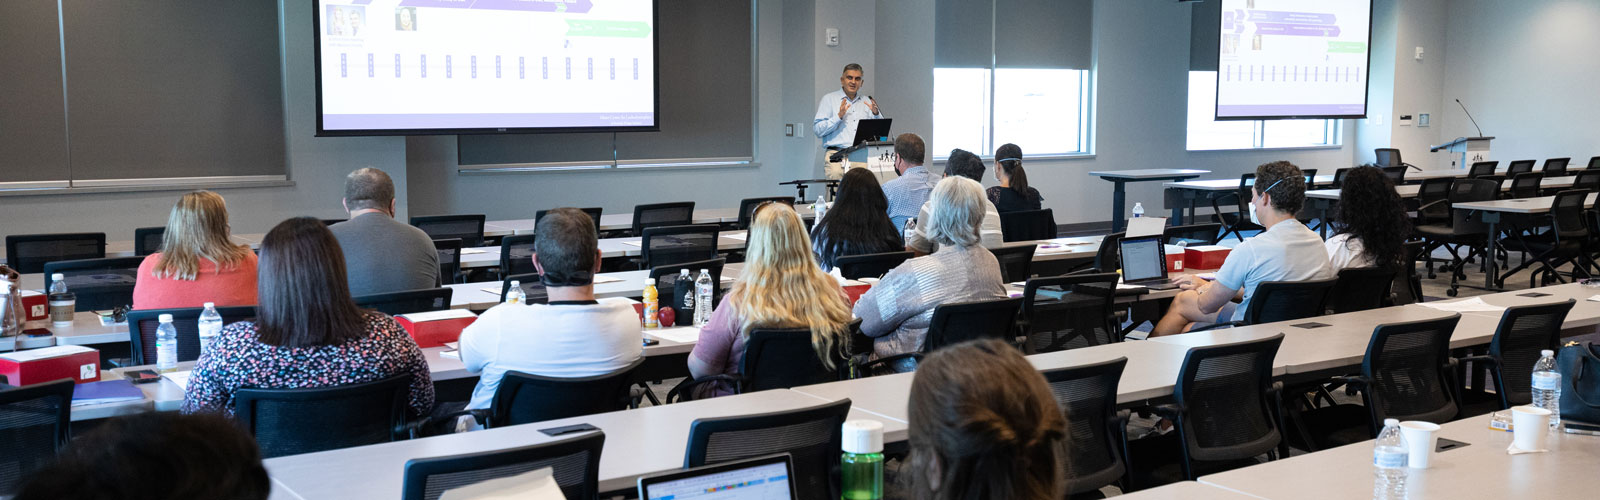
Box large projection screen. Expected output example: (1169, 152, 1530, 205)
(314, 0, 658, 136)
(1215, 0, 1371, 121)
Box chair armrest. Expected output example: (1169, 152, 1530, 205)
(853, 352, 920, 375)
(1415, 199, 1450, 213)
(1146, 404, 1183, 421)
(1188, 321, 1245, 332)
(1458, 354, 1499, 367)
(666, 375, 743, 404)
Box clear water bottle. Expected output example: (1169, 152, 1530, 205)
(197, 302, 223, 357)
(1533, 349, 1562, 431)
(812, 194, 828, 231)
(47, 273, 75, 326)
(156, 313, 178, 373)
(1373, 418, 1409, 500)
(841, 420, 885, 500)
(693, 269, 714, 326)
(505, 280, 525, 305)
(902, 217, 918, 246)
(1132, 202, 1146, 218)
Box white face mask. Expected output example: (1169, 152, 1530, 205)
(1249, 178, 1284, 226)
(1249, 199, 1260, 225)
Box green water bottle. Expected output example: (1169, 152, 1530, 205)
(841, 420, 884, 500)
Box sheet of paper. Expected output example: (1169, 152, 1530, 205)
(1417, 296, 1506, 313)
(621, 241, 643, 247)
(648, 326, 701, 344)
(481, 287, 502, 295)
(724, 232, 749, 241)
(1587, 295, 1600, 302)
(460, 248, 488, 255)
(439, 467, 567, 500)
(1125, 217, 1168, 238)
(592, 275, 623, 284)
(398, 309, 477, 322)
(164, 370, 193, 391)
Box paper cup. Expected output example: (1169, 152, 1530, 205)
(1399, 421, 1441, 468)
(1512, 406, 1552, 451)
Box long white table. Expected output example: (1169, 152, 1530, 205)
(483, 206, 822, 237)
(460, 232, 751, 268)
(1453, 191, 1598, 290)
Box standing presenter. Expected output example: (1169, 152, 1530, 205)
(814, 63, 882, 180)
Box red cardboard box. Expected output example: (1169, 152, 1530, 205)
(20, 290, 47, 322)
(0, 345, 101, 385)
(1163, 245, 1186, 273)
(843, 281, 872, 305)
(395, 310, 478, 348)
(1184, 245, 1232, 270)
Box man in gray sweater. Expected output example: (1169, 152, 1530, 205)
(328, 168, 440, 297)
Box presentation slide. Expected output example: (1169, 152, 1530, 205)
(315, 0, 656, 135)
(1215, 0, 1371, 120)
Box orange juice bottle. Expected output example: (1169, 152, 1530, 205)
(642, 279, 660, 328)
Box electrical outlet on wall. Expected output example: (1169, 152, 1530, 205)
(825, 28, 839, 47)
(1418, 114, 1430, 127)
(1398, 114, 1413, 127)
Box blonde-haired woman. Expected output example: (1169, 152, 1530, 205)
(133, 191, 258, 310)
(687, 203, 855, 398)
(854, 176, 1006, 373)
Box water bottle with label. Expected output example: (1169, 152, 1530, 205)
(812, 193, 829, 231)
(841, 420, 885, 500)
(1533, 349, 1562, 431)
(156, 314, 178, 373)
(902, 217, 918, 247)
(1373, 418, 1408, 500)
(505, 280, 526, 305)
(197, 302, 223, 357)
(674, 269, 695, 327)
(48, 273, 75, 326)
(693, 269, 714, 326)
(1132, 202, 1145, 219)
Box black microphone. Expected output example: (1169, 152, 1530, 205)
(1456, 99, 1485, 137)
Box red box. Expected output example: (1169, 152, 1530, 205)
(843, 281, 872, 305)
(1184, 245, 1233, 270)
(0, 345, 101, 385)
(395, 310, 478, 348)
(1163, 245, 1186, 273)
(20, 290, 47, 322)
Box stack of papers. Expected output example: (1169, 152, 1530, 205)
(71, 380, 145, 407)
(164, 370, 193, 391)
(648, 326, 701, 344)
(1417, 296, 1506, 313)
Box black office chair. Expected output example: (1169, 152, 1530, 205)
(1374, 148, 1416, 171)
(1390, 240, 1427, 306)
(1190, 278, 1338, 332)
(856, 297, 1025, 373)
(354, 288, 453, 316)
(1414, 178, 1499, 296)
(449, 358, 644, 429)
(639, 224, 720, 269)
(410, 215, 487, 248)
(631, 202, 695, 237)
(402, 432, 604, 500)
(649, 258, 725, 312)
(1575, 169, 1600, 192)
(1458, 300, 1574, 414)
(134, 226, 166, 256)
(536, 207, 603, 235)
(498, 273, 549, 304)
(497, 234, 538, 278)
(1163, 223, 1221, 246)
(433, 238, 463, 284)
(1327, 267, 1398, 314)
(5, 233, 106, 274)
(991, 244, 1035, 283)
(1412, 177, 1455, 226)
(1498, 190, 1594, 288)
(1379, 166, 1408, 185)
(833, 251, 912, 280)
(1090, 232, 1125, 273)
(235, 373, 415, 458)
(1506, 159, 1536, 177)
(1507, 172, 1544, 199)
(668, 324, 856, 402)
(1542, 157, 1571, 176)
(127, 306, 257, 365)
(685, 398, 852, 500)
(1301, 168, 1320, 188)
(1587, 156, 1600, 171)
(737, 197, 796, 230)
(1041, 358, 1131, 497)
(1466, 161, 1500, 180)
(1138, 334, 1286, 483)
(0, 379, 75, 496)
(1291, 315, 1461, 451)
(42, 256, 144, 311)
(1021, 273, 1120, 353)
(1211, 175, 1265, 241)
(999, 209, 1058, 242)
(1331, 167, 1353, 188)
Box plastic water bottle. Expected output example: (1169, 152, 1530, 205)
(693, 269, 714, 326)
(1373, 418, 1408, 500)
(812, 194, 828, 230)
(841, 420, 885, 500)
(1132, 202, 1146, 218)
(1533, 349, 1562, 431)
(505, 280, 526, 305)
(156, 314, 178, 373)
(642, 279, 660, 328)
(902, 217, 918, 246)
(197, 302, 223, 357)
(47, 273, 75, 326)
(674, 269, 695, 327)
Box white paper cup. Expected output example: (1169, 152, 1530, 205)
(1512, 406, 1552, 451)
(1399, 421, 1441, 468)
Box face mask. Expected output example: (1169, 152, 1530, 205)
(1248, 198, 1260, 225)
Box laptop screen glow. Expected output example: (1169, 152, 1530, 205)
(642, 461, 792, 500)
(1120, 237, 1166, 282)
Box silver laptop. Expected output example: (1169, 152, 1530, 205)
(1119, 236, 1178, 290)
(638, 453, 797, 500)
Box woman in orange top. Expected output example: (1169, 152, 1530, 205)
(132, 191, 258, 310)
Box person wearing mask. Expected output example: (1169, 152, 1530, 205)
(906, 149, 1004, 254)
(812, 168, 904, 271)
(328, 168, 440, 297)
(133, 191, 258, 310)
(880, 133, 937, 232)
(987, 143, 1043, 212)
(1325, 166, 1410, 270)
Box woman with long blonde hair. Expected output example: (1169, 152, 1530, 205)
(132, 191, 258, 310)
(687, 203, 855, 398)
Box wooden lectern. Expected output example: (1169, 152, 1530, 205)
(1430, 136, 1494, 169)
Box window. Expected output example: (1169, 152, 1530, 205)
(1186, 71, 1342, 151)
(933, 68, 1090, 158)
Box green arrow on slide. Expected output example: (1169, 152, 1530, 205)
(566, 20, 651, 38)
(1328, 41, 1366, 53)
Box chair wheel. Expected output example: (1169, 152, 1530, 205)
(1446, 288, 1458, 297)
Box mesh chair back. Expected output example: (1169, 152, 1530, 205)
(5, 233, 106, 274)
(498, 234, 538, 277)
(1022, 274, 1119, 352)
(1588, 156, 1600, 171)
(235, 374, 412, 458)
(1174, 333, 1284, 462)
(833, 251, 911, 280)
(1543, 157, 1571, 175)
(433, 238, 463, 284)
(1331, 167, 1352, 188)
(1467, 161, 1499, 179)
(999, 209, 1058, 242)
(1380, 166, 1408, 184)
(1575, 169, 1600, 192)
(640, 224, 720, 269)
(490, 358, 643, 427)
(499, 272, 550, 304)
(134, 226, 166, 256)
(536, 207, 603, 235)
(1549, 190, 1589, 242)
(924, 297, 1023, 353)
(1416, 178, 1455, 223)
(1301, 169, 1319, 186)
(1361, 315, 1461, 424)
(1447, 179, 1500, 234)
(0, 379, 74, 496)
(1328, 267, 1397, 314)
(685, 399, 852, 500)
(354, 288, 452, 316)
(1374, 148, 1402, 167)
(1391, 240, 1426, 306)
(1239, 278, 1337, 325)
(1092, 232, 1125, 273)
(1488, 300, 1574, 406)
(991, 244, 1035, 283)
(740, 327, 847, 392)
(1507, 159, 1536, 176)
(1164, 223, 1221, 246)
(649, 258, 725, 309)
(632, 202, 695, 236)
(410, 215, 486, 247)
(1233, 174, 1256, 213)
(42, 257, 144, 311)
(737, 197, 796, 230)
(1508, 172, 1544, 199)
(1042, 358, 1128, 495)
(403, 432, 604, 500)
(127, 306, 257, 365)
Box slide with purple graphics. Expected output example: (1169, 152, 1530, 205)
(1215, 0, 1371, 120)
(315, 0, 656, 135)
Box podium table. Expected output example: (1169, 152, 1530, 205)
(1091, 169, 1209, 232)
(1430, 136, 1495, 170)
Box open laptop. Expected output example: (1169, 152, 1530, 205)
(850, 118, 892, 147)
(1119, 236, 1178, 290)
(638, 453, 797, 500)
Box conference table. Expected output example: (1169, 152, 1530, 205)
(481, 205, 821, 237)
(1163, 175, 1335, 226)
(1452, 191, 1597, 291)
(459, 231, 753, 269)
(1090, 169, 1210, 232)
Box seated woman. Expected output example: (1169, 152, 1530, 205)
(905, 338, 1067, 500)
(15, 413, 270, 500)
(688, 203, 855, 398)
(1325, 166, 1409, 270)
(812, 168, 904, 271)
(853, 177, 1007, 372)
(181, 217, 434, 419)
(133, 191, 258, 310)
(986, 143, 1043, 212)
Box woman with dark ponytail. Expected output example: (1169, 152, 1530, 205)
(987, 143, 1044, 212)
(905, 338, 1067, 500)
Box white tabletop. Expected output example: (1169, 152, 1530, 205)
(459, 232, 751, 268)
(1149, 305, 1465, 376)
(1306, 175, 1574, 201)
(484, 207, 819, 237)
(1117, 481, 1263, 499)
(1453, 192, 1597, 214)
(1091, 169, 1211, 180)
(1165, 175, 1336, 191)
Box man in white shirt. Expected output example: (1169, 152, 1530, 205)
(906, 149, 1005, 254)
(458, 208, 643, 410)
(1152, 161, 1334, 336)
(880, 133, 938, 232)
(814, 63, 883, 179)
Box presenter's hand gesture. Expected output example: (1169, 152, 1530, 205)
(838, 98, 851, 119)
(867, 97, 879, 116)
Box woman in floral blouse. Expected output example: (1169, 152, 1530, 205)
(181, 217, 434, 418)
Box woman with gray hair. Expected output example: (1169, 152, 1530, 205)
(852, 176, 1007, 373)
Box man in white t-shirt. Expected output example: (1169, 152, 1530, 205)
(1152, 161, 1334, 337)
(458, 208, 643, 410)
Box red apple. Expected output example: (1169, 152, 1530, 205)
(658, 307, 675, 327)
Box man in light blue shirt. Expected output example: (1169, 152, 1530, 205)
(880, 133, 938, 232)
(814, 63, 883, 179)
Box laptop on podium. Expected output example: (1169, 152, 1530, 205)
(1119, 236, 1178, 291)
(850, 118, 892, 147)
(638, 454, 797, 500)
